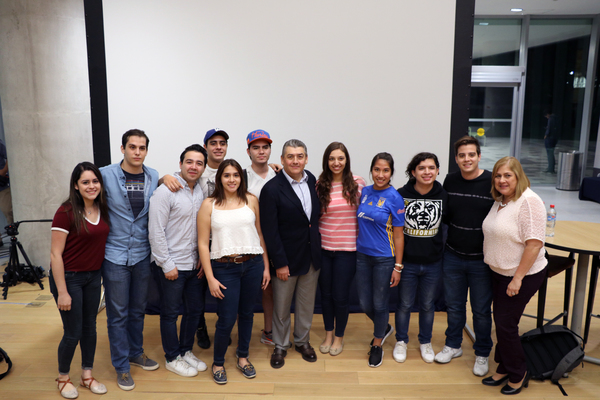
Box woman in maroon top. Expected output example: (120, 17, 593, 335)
(50, 162, 110, 399)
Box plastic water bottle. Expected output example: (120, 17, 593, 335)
(546, 204, 556, 237)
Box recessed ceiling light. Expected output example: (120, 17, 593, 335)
(479, 22, 489, 26)
(511, 8, 523, 12)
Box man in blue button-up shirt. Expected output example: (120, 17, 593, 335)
(100, 129, 159, 391)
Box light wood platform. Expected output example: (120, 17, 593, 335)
(1, 252, 599, 399)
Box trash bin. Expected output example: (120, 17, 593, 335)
(556, 151, 582, 191)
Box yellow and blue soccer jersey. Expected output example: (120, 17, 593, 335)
(356, 185, 405, 257)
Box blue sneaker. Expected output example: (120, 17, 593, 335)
(129, 353, 159, 371)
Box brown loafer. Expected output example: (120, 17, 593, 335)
(295, 343, 317, 362)
(270, 348, 287, 369)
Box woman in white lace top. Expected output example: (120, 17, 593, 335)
(481, 156, 547, 395)
(198, 159, 270, 384)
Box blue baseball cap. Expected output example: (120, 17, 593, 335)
(203, 128, 229, 145)
(246, 130, 272, 145)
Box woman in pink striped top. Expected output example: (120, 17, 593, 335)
(316, 142, 365, 356)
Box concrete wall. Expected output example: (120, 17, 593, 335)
(0, 0, 93, 268)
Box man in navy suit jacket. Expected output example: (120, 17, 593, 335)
(259, 139, 322, 369)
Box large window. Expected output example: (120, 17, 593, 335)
(472, 17, 598, 184)
(473, 19, 521, 66)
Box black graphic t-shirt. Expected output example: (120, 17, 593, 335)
(123, 169, 145, 219)
(397, 181, 447, 264)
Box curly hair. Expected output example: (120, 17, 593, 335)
(405, 152, 440, 184)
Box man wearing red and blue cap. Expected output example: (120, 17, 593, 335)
(244, 130, 277, 346)
(245, 130, 276, 198)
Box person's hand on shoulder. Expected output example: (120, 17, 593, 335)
(160, 174, 184, 192)
(269, 163, 282, 173)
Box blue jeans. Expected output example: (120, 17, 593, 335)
(395, 259, 442, 344)
(102, 256, 151, 373)
(356, 252, 394, 339)
(50, 269, 102, 375)
(158, 266, 204, 362)
(212, 255, 264, 367)
(443, 250, 493, 356)
(319, 250, 356, 337)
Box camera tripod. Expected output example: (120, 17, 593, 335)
(1, 220, 52, 300)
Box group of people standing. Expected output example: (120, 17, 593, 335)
(48, 129, 548, 398)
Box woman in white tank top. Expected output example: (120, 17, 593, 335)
(197, 159, 270, 385)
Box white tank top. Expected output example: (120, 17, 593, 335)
(210, 203, 264, 259)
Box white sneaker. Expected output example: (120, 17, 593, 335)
(434, 346, 463, 364)
(473, 356, 489, 376)
(420, 343, 435, 363)
(182, 351, 208, 372)
(165, 355, 198, 377)
(392, 341, 407, 363)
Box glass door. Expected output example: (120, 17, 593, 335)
(469, 86, 516, 171)
(470, 66, 523, 171)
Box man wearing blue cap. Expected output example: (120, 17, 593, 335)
(200, 128, 230, 197)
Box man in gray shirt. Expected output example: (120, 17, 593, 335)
(148, 144, 208, 378)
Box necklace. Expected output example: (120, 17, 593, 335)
(500, 196, 513, 208)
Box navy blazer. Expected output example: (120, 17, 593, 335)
(259, 170, 321, 276)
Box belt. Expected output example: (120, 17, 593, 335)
(213, 254, 254, 264)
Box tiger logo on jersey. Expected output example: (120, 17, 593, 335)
(403, 198, 442, 237)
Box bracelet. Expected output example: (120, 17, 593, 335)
(394, 263, 404, 270)
(393, 268, 402, 273)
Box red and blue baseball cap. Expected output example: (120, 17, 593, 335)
(203, 128, 229, 145)
(246, 130, 272, 146)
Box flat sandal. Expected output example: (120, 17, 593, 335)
(56, 377, 79, 399)
(80, 376, 107, 394)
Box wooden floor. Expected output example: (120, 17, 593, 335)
(1, 252, 600, 400)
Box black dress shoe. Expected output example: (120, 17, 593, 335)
(197, 324, 211, 349)
(295, 343, 317, 362)
(500, 372, 530, 395)
(270, 348, 287, 369)
(482, 375, 509, 386)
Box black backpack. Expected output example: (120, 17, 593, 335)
(521, 325, 584, 396)
(0, 347, 12, 380)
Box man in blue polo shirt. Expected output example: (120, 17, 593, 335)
(101, 129, 160, 391)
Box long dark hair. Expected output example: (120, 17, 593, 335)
(61, 162, 109, 234)
(317, 142, 359, 212)
(405, 152, 439, 184)
(370, 152, 395, 185)
(211, 159, 249, 206)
